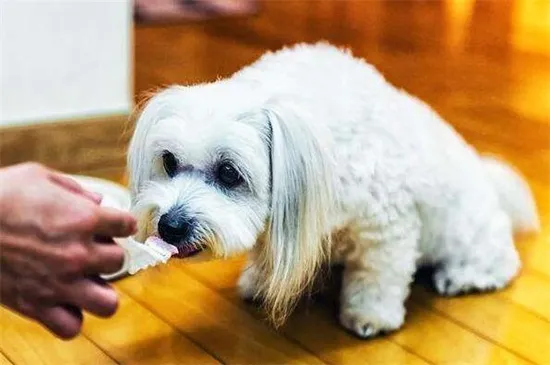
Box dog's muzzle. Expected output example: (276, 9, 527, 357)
(157, 207, 204, 257)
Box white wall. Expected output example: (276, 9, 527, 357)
(0, 0, 132, 127)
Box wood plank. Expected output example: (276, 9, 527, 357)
(501, 271, 550, 321)
(116, 263, 325, 365)
(182, 257, 531, 365)
(517, 224, 550, 279)
(0, 308, 115, 365)
(413, 286, 550, 364)
(284, 307, 429, 365)
(285, 298, 531, 365)
(83, 291, 220, 365)
(391, 302, 531, 365)
(182, 258, 427, 364)
(0, 114, 130, 174)
(0, 353, 13, 365)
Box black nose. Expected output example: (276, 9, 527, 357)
(158, 210, 194, 245)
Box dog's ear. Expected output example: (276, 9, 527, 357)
(127, 87, 179, 198)
(255, 99, 336, 326)
(127, 96, 153, 198)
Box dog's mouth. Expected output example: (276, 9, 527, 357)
(174, 243, 205, 258)
(146, 236, 205, 259)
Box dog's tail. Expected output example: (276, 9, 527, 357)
(482, 155, 540, 234)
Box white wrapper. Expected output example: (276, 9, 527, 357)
(70, 175, 213, 281)
(70, 175, 177, 280)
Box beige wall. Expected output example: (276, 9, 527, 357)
(0, 0, 132, 127)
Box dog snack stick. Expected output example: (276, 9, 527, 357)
(101, 236, 177, 280)
(68, 175, 181, 279)
(146, 236, 179, 256)
(126, 236, 174, 274)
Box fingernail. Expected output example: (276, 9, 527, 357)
(104, 287, 118, 302)
(102, 288, 119, 316)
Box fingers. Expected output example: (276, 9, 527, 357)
(85, 241, 126, 275)
(93, 206, 137, 238)
(44, 170, 135, 238)
(62, 278, 119, 318)
(48, 182, 135, 238)
(48, 173, 102, 204)
(36, 305, 83, 340)
(55, 238, 125, 276)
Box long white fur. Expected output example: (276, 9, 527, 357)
(128, 43, 539, 338)
(257, 99, 337, 324)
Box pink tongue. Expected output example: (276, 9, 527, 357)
(146, 236, 179, 255)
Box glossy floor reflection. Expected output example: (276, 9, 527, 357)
(2, 1, 549, 364)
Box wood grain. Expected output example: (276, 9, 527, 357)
(117, 264, 325, 364)
(82, 292, 220, 365)
(0, 308, 115, 365)
(0, 115, 130, 174)
(0, 352, 13, 365)
(413, 286, 550, 365)
(1, 0, 549, 364)
(183, 257, 530, 365)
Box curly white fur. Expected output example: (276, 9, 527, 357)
(128, 43, 539, 338)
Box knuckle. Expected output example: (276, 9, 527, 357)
(57, 204, 98, 235)
(59, 244, 89, 274)
(16, 276, 53, 303)
(12, 294, 38, 319)
(47, 205, 98, 237)
(29, 283, 56, 301)
(73, 206, 99, 232)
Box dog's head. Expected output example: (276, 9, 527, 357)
(128, 83, 336, 324)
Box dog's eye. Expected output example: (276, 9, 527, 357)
(162, 151, 178, 178)
(217, 163, 243, 188)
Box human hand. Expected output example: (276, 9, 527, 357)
(0, 163, 136, 339)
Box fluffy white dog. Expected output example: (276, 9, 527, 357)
(127, 43, 539, 338)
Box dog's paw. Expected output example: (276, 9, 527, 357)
(433, 265, 508, 296)
(339, 307, 403, 339)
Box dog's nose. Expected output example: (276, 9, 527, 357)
(158, 211, 193, 245)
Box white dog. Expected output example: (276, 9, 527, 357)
(127, 43, 539, 338)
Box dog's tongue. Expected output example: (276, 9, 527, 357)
(145, 236, 201, 258)
(145, 236, 179, 255)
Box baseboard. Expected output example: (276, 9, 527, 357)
(0, 114, 131, 175)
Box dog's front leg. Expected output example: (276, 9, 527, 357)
(339, 215, 421, 339)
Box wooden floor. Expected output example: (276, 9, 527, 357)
(2, 0, 550, 364)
